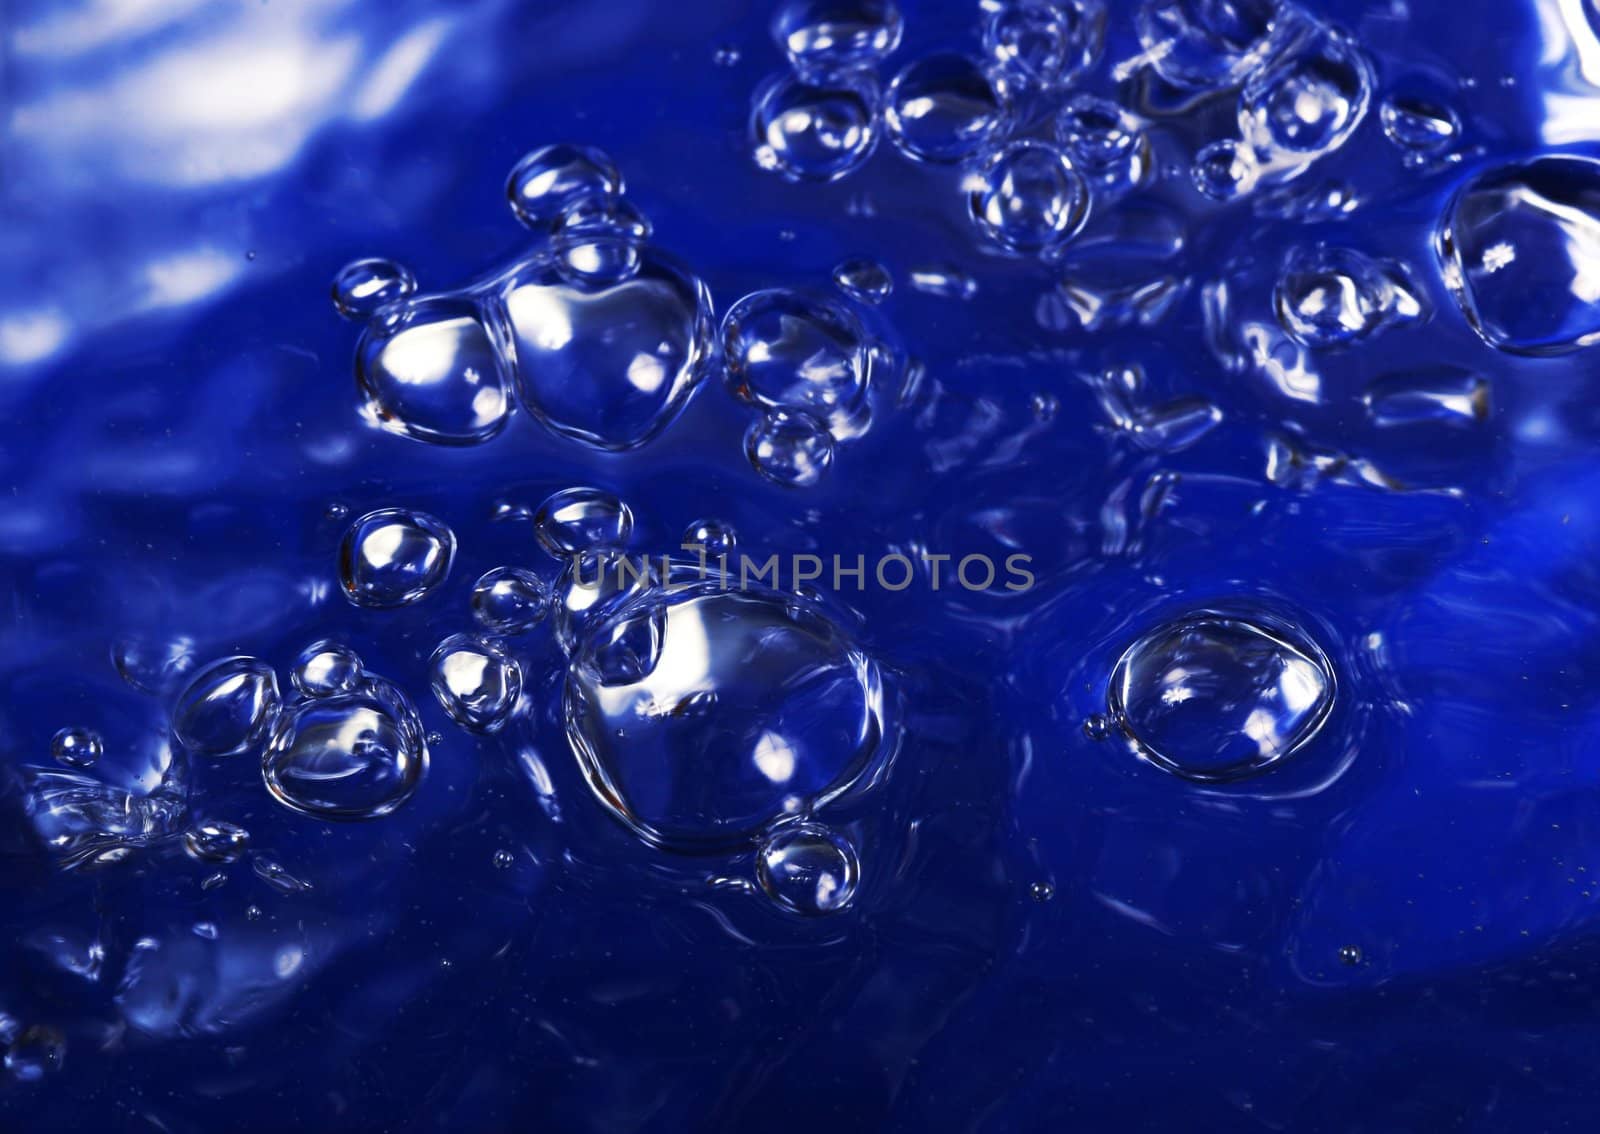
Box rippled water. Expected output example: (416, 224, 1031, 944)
(6, 0, 1600, 1130)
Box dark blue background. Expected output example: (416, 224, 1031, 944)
(5, 0, 1600, 1130)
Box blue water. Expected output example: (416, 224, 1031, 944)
(6, 0, 1600, 1129)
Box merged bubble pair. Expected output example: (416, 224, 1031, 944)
(169, 647, 427, 823)
(720, 287, 884, 487)
(334, 145, 715, 453)
(751, 2, 904, 183)
(1159, 3, 1373, 200)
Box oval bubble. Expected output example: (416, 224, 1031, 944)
(1437, 156, 1600, 355)
(885, 53, 1007, 165)
(332, 258, 417, 320)
(1108, 610, 1335, 782)
(51, 727, 103, 769)
(1054, 94, 1150, 198)
(756, 821, 861, 915)
(1238, 22, 1372, 168)
(565, 581, 888, 850)
(752, 70, 881, 184)
(429, 633, 523, 734)
(472, 566, 551, 635)
(338, 508, 456, 609)
(355, 297, 513, 446)
(290, 641, 364, 699)
(262, 678, 428, 820)
(746, 408, 836, 488)
(1273, 245, 1421, 348)
(500, 250, 715, 451)
(183, 819, 250, 864)
(172, 657, 281, 758)
(533, 487, 634, 557)
(506, 144, 623, 230)
(831, 258, 893, 304)
(721, 289, 872, 427)
(968, 140, 1090, 256)
(771, 0, 904, 74)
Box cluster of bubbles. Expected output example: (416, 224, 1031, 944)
(751, 0, 1138, 262)
(165, 646, 428, 824)
(333, 145, 714, 452)
(325, 480, 894, 914)
(1151, 2, 1375, 200)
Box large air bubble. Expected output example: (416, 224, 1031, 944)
(564, 580, 889, 851)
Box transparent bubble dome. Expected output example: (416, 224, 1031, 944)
(261, 678, 428, 821)
(564, 581, 889, 851)
(1108, 610, 1335, 782)
(1438, 156, 1600, 355)
(498, 250, 715, 450)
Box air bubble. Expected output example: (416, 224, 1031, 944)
(172, 657, 281, 758)
(1030, 880, 1055, 902)
(746, 408, 836, 488)
(331, 258, 417, 321)
(551, 197, 653, 285)
(682, 517, 739, 557)
(1273, 246, 1422, 348)
(262, 678, 428, 820)
(429, 634, 523, 734)
(1192, 138, 1258, 200)
(885, 53, 1007, 165)
(770, 0, 904, 75)
(356, 297, 512, 446)
(752, 70, 881, 183)
(983, 0, 1106, 93)
(832, 257, 893, 304)
(756, 822, 861, 916)
(500, 250, 716, 451)
(505, 144, 623, 230)
(1379, 94, 1459, 155)
(183, 819, 250, 864)
(290, 640, 363, 698)
(493, 848, 516, 868)
(1054, 95, 1150, 198)
(51, 727, 102, 769)
(1135, 0, 1294, 92)
(1108, 610, 1335, 782)
(533, 487, 634, 557)
(1438, 156, 1600, 355)
(967, 141, 1090, 256)
(722, 289, 872, 430)
(565, 581, 888, 850)
(1238, 22, 1372, 169)
(1338, 944, 1362, 966)
(338, 508, 455, 609)
(471, 566, 551, 635)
